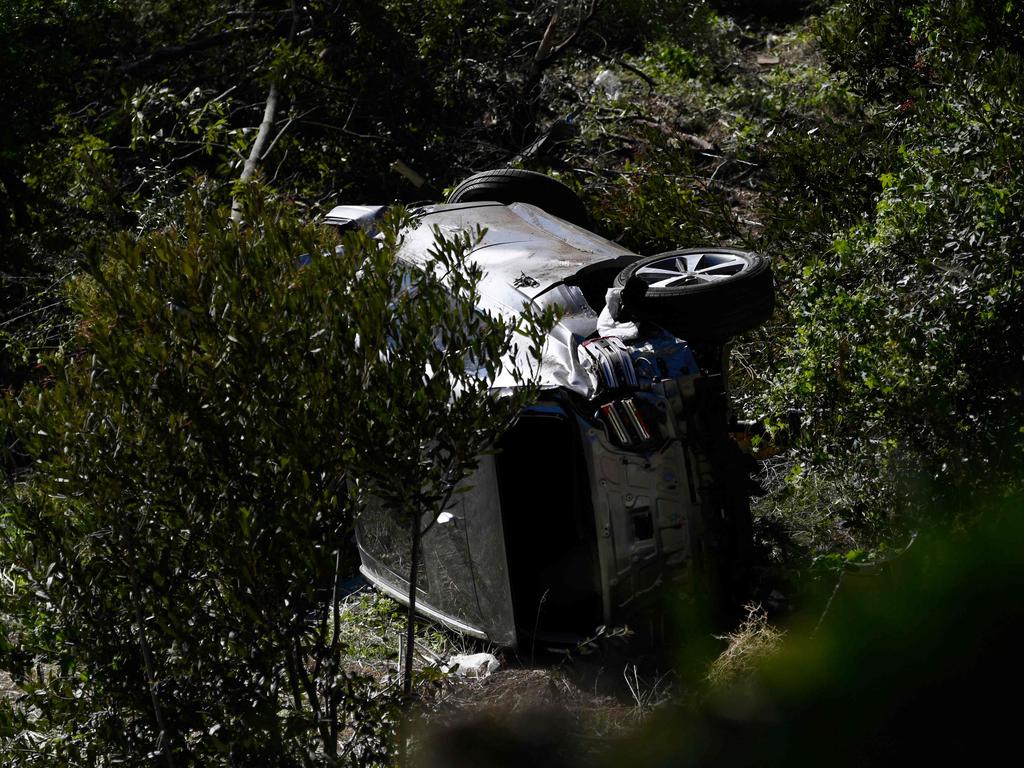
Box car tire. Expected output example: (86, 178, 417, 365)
(447, 169, 590, 228)
(613, 248, 774, 339)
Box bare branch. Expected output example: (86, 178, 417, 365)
(230, 1, 300, 222)
(297, 119, 382, 141)
(617, 57, 657, 91)
(268, 147, 290, 185)
(516, 1, 602, 143)
(552, 0, 599, 57)
(120, 28, 255, 73)
(535, 12, 560, 63)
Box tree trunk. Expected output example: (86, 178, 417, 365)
(230, 82, 280, 223)
(402, 513, 421, 699)
(396, 513, 422, 766)
(230, 1, 297, 223)
(132, 581, 176, 768)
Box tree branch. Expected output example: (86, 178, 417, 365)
(132, 577, 176, 768)
(534, 12, 560, 65)
(231, 1, 299, 223)
(120, 28, 255, 73)
(515, 1, 602, 146)
(552, 0, 599, 58)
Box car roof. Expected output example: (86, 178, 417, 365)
(324, 201, 638, 318)
(399, 202, 636, 312)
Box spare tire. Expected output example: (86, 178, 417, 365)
(447, 169, 589, 228)
(613, 248, 774, 339)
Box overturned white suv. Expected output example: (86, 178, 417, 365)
(326, 169, 773, 648)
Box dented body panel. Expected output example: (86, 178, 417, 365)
(334, 201, 748, 647)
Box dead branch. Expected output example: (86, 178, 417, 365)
(551, 0, 599, 58)
(120, 28, 255, 73)
(515, 1, 602, 147)
(535, 12, 561, 64)
(529, 1, 600, 77)
(617, 57, 657, 91)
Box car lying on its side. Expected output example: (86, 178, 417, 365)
(325, 170, 773, 648)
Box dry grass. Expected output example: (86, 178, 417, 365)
(707, 604, 785, 687)
(426, 665, 638, 737)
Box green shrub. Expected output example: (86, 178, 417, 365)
(0, 191, 546, 764)
(753, 0, 1024, 524)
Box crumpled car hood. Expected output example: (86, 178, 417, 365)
(397, 202, 641, 396)
(399, 201, 634, 308)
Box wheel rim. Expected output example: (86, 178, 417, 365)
(633, 251, 750, 289)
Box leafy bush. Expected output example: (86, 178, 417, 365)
(757, 1, 1024, 518)
(0, 191, 546, 764)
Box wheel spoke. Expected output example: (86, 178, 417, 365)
(632, 251, 750, 290)
(694, 255, 747, 274)
(636, 266, 687, 280)
(678, 255, 703, 273)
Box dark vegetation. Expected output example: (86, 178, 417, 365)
(2, 0, 1021, 764)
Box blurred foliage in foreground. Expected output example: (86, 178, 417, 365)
(416, 488, 1024, 766)
(618, 489, 1024, 767)
(1, 194, 391, 763)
